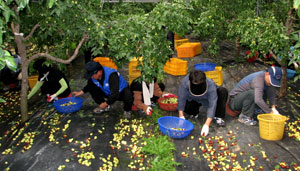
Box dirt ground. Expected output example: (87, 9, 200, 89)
(0, 40, 300, 171)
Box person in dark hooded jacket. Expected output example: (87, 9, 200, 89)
(27, 59, 71, 102)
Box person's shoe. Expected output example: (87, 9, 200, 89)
(190, 114, 199, 119)
(238, 115, 257, 126)
(214, 117, 225, 127)
(93, 105, 110, 114)
(123, 111, 131, 119)
(254, 108, 264, 115)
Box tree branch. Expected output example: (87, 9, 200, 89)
(28, 33, 88, 63)
(10, 22, 16, 33)
(269, 50, 282, 65)
(24, 24, 40, 41)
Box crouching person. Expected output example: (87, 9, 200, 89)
(72, 61, 133, 118)
(130, 77, 167, 116)
(177, 70, 228, 137)
(28, 59, 72, 102)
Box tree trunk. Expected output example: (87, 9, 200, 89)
(279, 65, 287, 98)
(13, 24, 29, 122)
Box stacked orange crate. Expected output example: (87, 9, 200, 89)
(175, 39, 189, 50)
(93, 57, 118, 69)
(177, 42, 202, 58)
(163, 58, 187, 76)
(174, 32, 183, 40)
(129, 57, 143, 84)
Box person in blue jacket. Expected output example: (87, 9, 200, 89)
(73, 61, 133, 118)
(177, 70, 228, 137)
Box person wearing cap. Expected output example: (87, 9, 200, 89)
(27, 58, 71, 102)
(177, 70, 228, 137)
(72, 61, 133, 117)
(228, 66, 282, 126)
(130, 77, 170, 116)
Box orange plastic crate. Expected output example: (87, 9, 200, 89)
(129, 57, 142, 75)
(177, 42, 202, 58)
(163, 58, 187, 76)
(93, 57, 117, 69)
(175, 39, 189, 50)
(129, 75, 141, 85)
(128, 57, 143, 84)
(204, 66, 223, 86)
(174, 32, 183, 40)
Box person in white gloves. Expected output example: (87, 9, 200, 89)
(228, 66, 283, 126)
(130, 77, 167, 116)
(28, 59, 71, 102)
(177, 70, 228, 137)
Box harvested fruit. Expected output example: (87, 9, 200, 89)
(60, 101, 76, 106)
(170, 128, 186, 131)
(161, 97, 177, 104)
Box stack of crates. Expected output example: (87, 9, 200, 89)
(204, 66, 223, 86)
(163, 58, 187, 76)
(129, 57, 143, 84)
(177, 42, 202, 58)
(174, 32, 183, 40)
(93, 57, 118, 70)
(175, 39, 189, 50)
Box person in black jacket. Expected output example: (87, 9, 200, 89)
(28, 59, 71, 102)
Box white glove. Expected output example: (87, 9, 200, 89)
(271, 107, 280, 115)
(48, 94, 57, 102)
(201, 125, 209, 137)
(179, 115, 185, 120)
(146, 106, 153, 116)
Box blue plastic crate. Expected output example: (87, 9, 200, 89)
(157, 116, 194, 139)
(53, 97, 83, 114)
(194, 63, 216, 72)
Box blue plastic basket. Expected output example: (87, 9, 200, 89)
(194, 63, 216, 72)
(53, 97, 83, 114)
(157, 116, 194, 139)
(287, 69, 296, 78)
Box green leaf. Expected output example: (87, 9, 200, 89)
(0, 98, 6, 103)
(0, 50, 17, 72)
(48, 0, 55, 8)
(294, 0, 300, 9)
(3, 9, 11, 23)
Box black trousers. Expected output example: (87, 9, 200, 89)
(184, 87, 228, 118)
(89, 85, 133, 112)
(0, 67, 20, 85)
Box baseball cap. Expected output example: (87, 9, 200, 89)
(268, 66, 282, 87)
(84, 61, 103, 79)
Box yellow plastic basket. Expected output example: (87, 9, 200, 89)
(204, 66, 223, 86)
(28, 75, 39, 90)
(257, 114, 287, 141)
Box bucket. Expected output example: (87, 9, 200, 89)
(287, 69, 296, 78)
(257, 114, 287, 141)
(28, 75, 39, 90)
